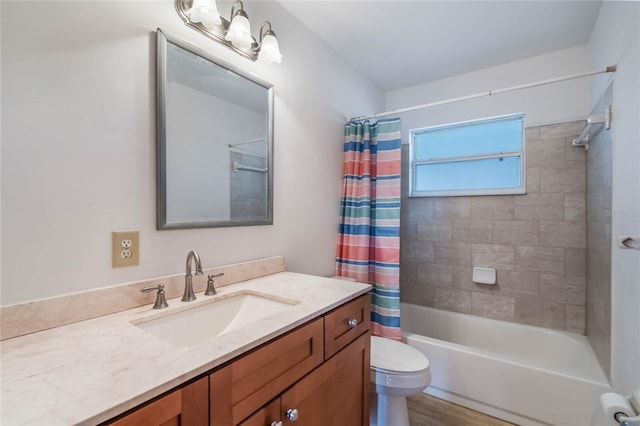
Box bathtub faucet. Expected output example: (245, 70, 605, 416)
(182, 250, 203, 302)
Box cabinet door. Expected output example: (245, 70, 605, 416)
(238, 398, 281, 426)
(210, 318, 324, 425)
(108, 376, 208, 426)
(280, 332, 370, 426)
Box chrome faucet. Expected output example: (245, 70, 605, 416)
(182, 250, 203, 302)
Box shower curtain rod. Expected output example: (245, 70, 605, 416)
(349, 65, 617, 122)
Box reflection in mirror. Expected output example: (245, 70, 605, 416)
(157, 29, 273, 229)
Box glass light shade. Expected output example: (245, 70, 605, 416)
(257, 33, 282, 64)
(188, 0, 221, 29)
(225, 14, 253, 49)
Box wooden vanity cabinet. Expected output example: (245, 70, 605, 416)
(210, 318, 325, 424)
(279, 332, 370, 426)
(107, 376, 208, 426)
(212, 294, 371, 426)
(238, 398, 281, 426)
(107, 294, 370, 426)
(234, 332, 370, 426)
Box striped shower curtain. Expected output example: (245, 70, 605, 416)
(335, 118, 402, 340)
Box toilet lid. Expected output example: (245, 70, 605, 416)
(370, 336, 430, 374)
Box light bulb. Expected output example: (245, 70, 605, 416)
(225, 14, 253, 49)
(188, 0, 221, 28)
(258, 33, 282, 64)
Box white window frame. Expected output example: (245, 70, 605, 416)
(409, 113, 526, 197)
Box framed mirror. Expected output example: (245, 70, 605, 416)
(156, 29, 273, 230)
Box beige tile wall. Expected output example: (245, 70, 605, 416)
(400, 121, 587, 333)
(586, 86, 613, 378)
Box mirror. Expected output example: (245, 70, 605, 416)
(156, 29, 273, 229)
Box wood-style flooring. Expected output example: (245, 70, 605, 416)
(407, 393, 516, 426)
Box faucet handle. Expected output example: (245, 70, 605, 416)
(141, 283, 169, 309)
(205, 273, 224, 296)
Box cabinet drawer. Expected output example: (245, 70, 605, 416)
(210, 318, 324, 425)
(107, 376, 208, 426)
(280, 332, 370, 426)
(324, 295, 370, 359)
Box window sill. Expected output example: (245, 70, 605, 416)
(409, 187, 526, 197)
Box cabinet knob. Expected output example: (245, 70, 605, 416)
(285, 408, 299, 421)
(347, 318, 358, 328)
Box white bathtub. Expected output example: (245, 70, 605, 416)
(401, 303, 612, 426)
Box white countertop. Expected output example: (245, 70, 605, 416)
(0, 272, 370, 425)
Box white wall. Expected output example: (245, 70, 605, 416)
(386, 44, 591, 142)
(0, 1, 384, 304)
(589, 1, 640, 397)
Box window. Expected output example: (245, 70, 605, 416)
(410, 113, 525, 197)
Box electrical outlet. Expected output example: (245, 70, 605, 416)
(112, 230, 139, 268)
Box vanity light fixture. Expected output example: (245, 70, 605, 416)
(175, 0, 283, 63)
(187, 0, 221, 29)
(257, 22, 282, 64)
(224, 1, 253, 49)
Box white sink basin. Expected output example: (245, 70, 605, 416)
(134, 292, 299, 347)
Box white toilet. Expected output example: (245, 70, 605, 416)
(370, 336, 431, 426)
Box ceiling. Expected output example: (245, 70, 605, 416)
(279, 1, 602, 92)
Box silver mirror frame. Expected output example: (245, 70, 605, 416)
(156, 29, 274, 230)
